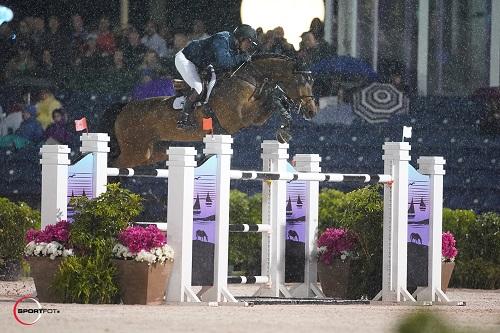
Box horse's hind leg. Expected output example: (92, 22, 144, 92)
(146, 142, 170, 166)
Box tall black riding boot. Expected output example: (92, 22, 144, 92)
(177, 89, 200, 129)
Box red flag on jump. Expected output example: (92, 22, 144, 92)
(74, 117, 88, 133)
(202, 117, 213, 134)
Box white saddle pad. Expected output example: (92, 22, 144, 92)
(172, 96, 205, 110)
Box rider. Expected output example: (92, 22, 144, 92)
(174, 24, 257, 129)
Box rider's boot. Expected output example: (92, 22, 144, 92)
(177, 88, 200, 129)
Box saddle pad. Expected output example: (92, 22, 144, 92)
(172, 96, 205, 110)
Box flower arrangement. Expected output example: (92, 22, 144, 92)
(25, 220, 74, 260)
(317, 227, 357, 265)
(442, 231, 458, 262)
(112, 225, 174, 265)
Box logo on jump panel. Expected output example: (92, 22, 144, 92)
(13, 295, 60, 325)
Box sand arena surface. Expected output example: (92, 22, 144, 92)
(1, 279, 499, 333)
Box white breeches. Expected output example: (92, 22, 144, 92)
(175, 51, 203, 94)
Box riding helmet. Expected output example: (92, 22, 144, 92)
(233, 24, 257, 42)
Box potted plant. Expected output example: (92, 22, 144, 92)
(53, 183, 142, 304)
(112, 225, 174, 305)
(442, 231, 458, 292)
(0, 197, 40, 281)
(24, 220, 73, 302)
(317, 227, 358, 298)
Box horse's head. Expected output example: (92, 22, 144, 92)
(249, 55, 318, 120)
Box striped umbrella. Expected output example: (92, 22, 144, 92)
(353, 83, 409, 123)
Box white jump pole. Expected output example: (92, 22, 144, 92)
(255, 140, 292, 298)
(374, 141, 416, 302)
(201, 135, 238, 302)
(80, 133, 110, 198)
(290, 154, 325, 298)
(416, 156, 449, 303)
(40, 145, 71, 228)
(166, 146, 200, 302)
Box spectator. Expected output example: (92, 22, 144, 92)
(75, 33, 104, 70)
(35, 49, 56, 79)
(70, 14, 88, 59)
(123, 27, 147, 69)
(267, 27, 295, 57)
(44, 108, 72, 144)
(298, 31, 332, 65)
(4, 43, 37, 80)
(46, 16, 70, 66)
(309, 18, 324, 41)
(15, 19, 32, 47)
(0, 103, 23, 136)
(15, 105, 44, 143)
(35, 89, 62, 130)
(173, 33, 189, 54)
(189, 19, 209, 41)
(138, 49, 164, 78)
(0, 23, 16, 75)
(96, 16, 116, 56)
(30, 17, 47, 61)
(141, 20, 167, 58)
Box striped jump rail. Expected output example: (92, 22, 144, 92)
(107, 168, 169, 178)
(229, 170, 392, 183)
(229, 224, 272, 233)
(227, 275, 270, 284)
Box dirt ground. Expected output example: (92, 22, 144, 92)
(0, 279, 499, 333)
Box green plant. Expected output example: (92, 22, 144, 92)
(397, 312, 475, 333)
(318, 185, 384, 299)
(53, 241, 119, 304)
(228, 190, 262, 275)
(70, 183, 142, 254)
(0, 197, 40, 277)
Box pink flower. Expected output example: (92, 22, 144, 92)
(442, 231, 458, 261)
(317, 227, 357, 265)
(25, 220, 71, 246)
(118, 225, 166, 254)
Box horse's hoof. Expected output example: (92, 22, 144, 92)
(276, 129, 292, 143)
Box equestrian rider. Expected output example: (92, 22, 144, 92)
(174, 24, 257, 129)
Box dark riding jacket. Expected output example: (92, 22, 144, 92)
(182, 31, 249, 71)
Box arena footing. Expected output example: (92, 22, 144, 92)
(235, 296, 370, 305)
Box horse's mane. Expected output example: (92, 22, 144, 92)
(251, 53, 296, 62)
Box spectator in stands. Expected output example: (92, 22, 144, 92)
(15, 19, 32, 47)
(309, 18, 324, 41)
(0, 103, 23, 136)
(30, 17, 46, 61)
(44, 108, 72, 144)
(173, 33, 189, 54)
(142, 20, 167, 58)
(36, 49, 55, 79)
(4, 43, 37, 80)
(70, 14, 88, 59)
(15, 105, 43, 143)
(75, 33, 104, 70)
(256, 27, 265, 45)
(297, 31, 332, 65)
(267, 27, 295, 57)
(189, 19, 209, 41)
(96, 17, 116, 56)
(35, 89, 62, 130)
(46, 16, 70, 66)
(138, 49, 164, 78)
(123, 27, 147, 69)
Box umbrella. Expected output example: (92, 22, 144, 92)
(352, 82, 409, 123)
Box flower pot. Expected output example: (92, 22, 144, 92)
(27, 257, 64, 302)
(317, 259, 351, 299)
(441, 261, 455, 293)
(113, 259, 173, 305)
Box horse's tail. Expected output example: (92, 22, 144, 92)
(98, 102, 126, 161)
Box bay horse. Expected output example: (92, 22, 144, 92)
(109, 54, 317, 168)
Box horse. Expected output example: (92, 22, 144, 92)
(104, 54, 317, 168)
(410, 232, 422, 244)
(288, 230, 300, 241)
(195, 229, 208, 242)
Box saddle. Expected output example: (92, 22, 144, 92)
(172, 66, 216, 110)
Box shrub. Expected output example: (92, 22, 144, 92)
(0, 197, 40, 279)
(228, 190, 261, 275)
(318, 185, 384, 299)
